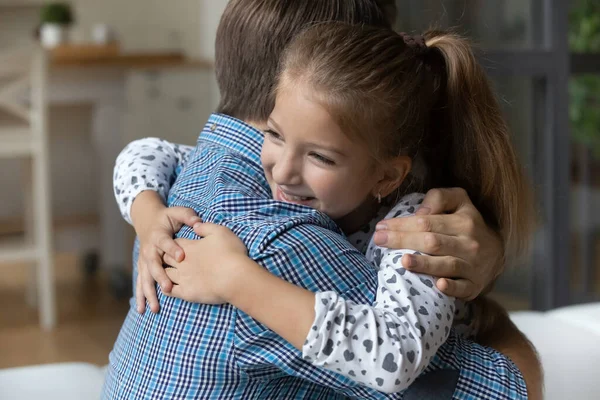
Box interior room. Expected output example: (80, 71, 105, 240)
(0, 1, 598, 399)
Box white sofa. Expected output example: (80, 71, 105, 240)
(0, 362, 106, 399)
(510, 302, 600, 400)
(1, 303, 599, 400)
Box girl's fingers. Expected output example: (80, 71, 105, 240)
(192, 222, 224, 237)
(135, 265, 145, 314)
(147, 253, 174, 293)
(163, 252, 178, 267)
(168, 207, 201, 228)
(164, 266, 180, 284)
(157, 235, 185, 262)
(141, 270, 160, 314)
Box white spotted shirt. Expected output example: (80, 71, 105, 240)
(305, 193, 472, 393)
(113, 138, 476, 394)
(113, 137, 194, 224)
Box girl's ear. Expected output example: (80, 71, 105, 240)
(373, 156, 412, 198)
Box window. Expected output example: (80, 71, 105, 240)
(395, 0, 583, 310)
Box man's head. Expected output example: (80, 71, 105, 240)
(214, 0, 396, 125)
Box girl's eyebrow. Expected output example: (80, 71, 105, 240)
(267, 117, 283, 131)
(309, 142, 346, 157)
(268, 117, 346, 157)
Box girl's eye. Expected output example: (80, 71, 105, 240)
(310, 152, 335, 166)
(265, 129, 283, 141)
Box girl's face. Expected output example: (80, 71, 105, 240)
(261, 82, 385, 227)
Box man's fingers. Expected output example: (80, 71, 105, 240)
(403, 254, 469, 279)
(157, 235, 185, 262)
(378, 214, 469, 237)
(420, 188, 471, 215)
(401, 254, 481, 300)
(147, 256, 173, 293)
(435, 278, 477, 301)
(164, 266, 180, 284)
(375, 231, 464, 258)
(379, 213, 480, 240)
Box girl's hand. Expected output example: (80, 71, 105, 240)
(163, 223, 249, 305)
(132, 191, 201, 313)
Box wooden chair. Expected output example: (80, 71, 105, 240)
(0, 46, 56, 330)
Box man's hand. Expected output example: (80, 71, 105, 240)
(373, 188, 504, 300)
(131, 191, 200, 313)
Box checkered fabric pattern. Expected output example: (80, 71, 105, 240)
(102, 114, 528, 399)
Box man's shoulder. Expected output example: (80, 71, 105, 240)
(244, 213, 378, 296)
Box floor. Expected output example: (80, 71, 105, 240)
(0, 252, 129, 369)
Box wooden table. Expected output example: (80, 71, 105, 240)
(50, 43, 213, 69)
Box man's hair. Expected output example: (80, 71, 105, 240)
(214, 0, 394, 122)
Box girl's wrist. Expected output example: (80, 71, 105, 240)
(131, 191, 166, 231)
(222, 256, 264, 305)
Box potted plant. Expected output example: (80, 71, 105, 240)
(39, 2, 74, 48)
(570, 0, 600, 160)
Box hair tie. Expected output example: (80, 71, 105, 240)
(399, 32, 428, 55)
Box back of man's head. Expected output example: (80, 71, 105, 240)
(215, 0, 396, 123)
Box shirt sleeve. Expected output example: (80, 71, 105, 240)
(428, 331, 528, 399)
(234, 223, 401, 399)
(304, 254, 455, 393)
(302, 194, 455, 393)
(113, 137, 193, 224)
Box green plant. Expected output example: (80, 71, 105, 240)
(40, 2, 74, 26)
(569, 0, 600, 158)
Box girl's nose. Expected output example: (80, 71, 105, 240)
(272, 151, 302, 186)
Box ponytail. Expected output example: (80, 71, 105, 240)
(278, 23, 536, 263)
(423, 30, 536, 264)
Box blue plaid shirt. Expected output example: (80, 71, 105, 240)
(102, 114, 527, 399)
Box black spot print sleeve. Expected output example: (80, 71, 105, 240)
(113, 137, 193, 224)
(302, 193, 456, 394)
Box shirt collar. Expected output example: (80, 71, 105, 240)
(198, 113, 264, 169)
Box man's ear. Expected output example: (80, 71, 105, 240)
(373, 156, 412, 198)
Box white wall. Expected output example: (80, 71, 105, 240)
(0, 1, 229, 222)
(198, 0, 230, 60)
(71, 0, 203, 57)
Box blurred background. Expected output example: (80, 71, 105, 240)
(0, 0, 598, 379)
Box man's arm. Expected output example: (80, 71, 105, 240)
(473, 297, 544, 400)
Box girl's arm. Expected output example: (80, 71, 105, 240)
(113, 137, 196, 313)
(164, 223, 454, 394)
(303, 249, 454, 393)
(113, 137, 193, 224)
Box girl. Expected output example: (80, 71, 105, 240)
(117, 23, 535, 395)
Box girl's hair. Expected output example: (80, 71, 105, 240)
(277, 22, 535, 263)
(214, 0, 393, 123)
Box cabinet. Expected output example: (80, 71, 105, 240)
(124, 68, 217, 146)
